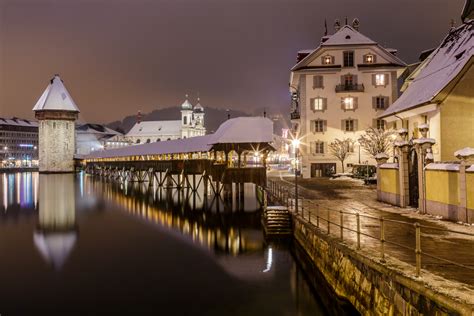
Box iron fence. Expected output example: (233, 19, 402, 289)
(266, 179, 474, 280)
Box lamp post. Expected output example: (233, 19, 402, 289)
(292, 139, 300, 214)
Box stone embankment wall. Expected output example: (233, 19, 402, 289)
(293, 216, 474, 315)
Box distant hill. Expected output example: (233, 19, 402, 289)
(106, 106, 290, 136)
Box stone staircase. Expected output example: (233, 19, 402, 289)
(262, 206, 292, 237)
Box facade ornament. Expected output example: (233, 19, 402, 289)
(352, 18, 360, 31)
(334, 19, 341, 32)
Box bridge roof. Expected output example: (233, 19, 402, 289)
(85, 116, 274, 159)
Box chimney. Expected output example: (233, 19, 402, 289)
(137, 110, 142, 124)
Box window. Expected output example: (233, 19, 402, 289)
(313, 120, 326, 133)
(342, 119, 357, 132)
(342, 97, 357, 110)
(312, 97, 325, 111)
(321, 55, 334, 65)
(344, 74, 354, 86)
(343, 51, 354, 67)
(312, 141, 325, 154)
(376, 119, 385, 130)
(374, 96, 389, 110)
(313, 75, 324, 88)
(364, 54, 376, 64)
(146, 139, 151, 143)
(183, 116, 187, 125)
(374, 74, 387, 86)
(136, 139, 141, 144)
(156, 139, 161, 142)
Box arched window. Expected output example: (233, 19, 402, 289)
(136, 139, 141, 144)
(183, 116, 187, 125)
(156, 139, 161, 142)
(167, 138, 171, 141)
(146, 139, 151, 143)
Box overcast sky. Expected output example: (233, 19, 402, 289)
(0, 0, 465, 123)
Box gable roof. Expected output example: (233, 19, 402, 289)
(321, 25, 376, 46)
(126, 120, 181, 137)
(463, 0, 474, 21)
(380, 21, 473, 118)
(33, 75, 80, 112)
(291, 25, 406, 71)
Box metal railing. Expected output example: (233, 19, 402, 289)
(266, 179, 474, 280)
(335, 83, 364, 93)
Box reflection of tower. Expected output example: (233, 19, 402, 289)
(33, 74, 80, 173)
(34, 174, 77, 270)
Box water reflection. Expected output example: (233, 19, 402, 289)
(0, 172, 38, 214)
(34, 174, 77, 270)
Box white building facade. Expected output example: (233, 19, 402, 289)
(125, 96, 206, 144)
(290, 21, 406, 178)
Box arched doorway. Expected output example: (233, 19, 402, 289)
(408, 147, 419, 207)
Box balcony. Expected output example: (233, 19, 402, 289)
(290, 111, 300, 120)
(335, 84, 364, 93)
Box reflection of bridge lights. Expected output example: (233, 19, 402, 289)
(262, 247, 273, 273)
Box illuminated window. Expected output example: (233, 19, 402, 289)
(343, 97, 354, 110)
(313, 98, 324, 111)
(322, 55, 334, 65)
(375, 74, 386, 86)
(364, 54, 375, 64)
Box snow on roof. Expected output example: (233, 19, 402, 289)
(87, 134, 214, 159)
(425, 163, 460, 171)
(126, 120, 181, 137)
(454, 147, 474, 158)
(84, 116, 273, 159)
(33, 75, 80, 112)
(380, 21, 473, 118)
(0, 117, 38, 127)
(76, 123, 122, 136)
(321, 25, 376, 46)
(209, 117, 273, 144)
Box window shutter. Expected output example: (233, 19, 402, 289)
(373, 55, 377, 63)
(324, 120, 328, 132)
(354, 97, 358, 110)
(309, 98, 315, 111)
(310, 120, 315, 132)
(341, 119, 345, 131)
(372, 96, 377, 109)
(385, 96, 390, 109)
(323, 142, 327, 154)
(341, 98, 345, 110)
(384, 74, 389, 86)
(340, 75, 345, 84)
(353, 75, 358, 84)
(319, 76, 324, 88)
(310, 142, 315, 155)
(372, 74, 376, 86)
(372, 119, 377, 128)
(313, 76, 317, 88)
(354, 119, 359, 131)
(323, 98, 328, 111)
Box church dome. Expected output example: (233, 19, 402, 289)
(194, 98, 204, 113)
(181, 95, 193, 110)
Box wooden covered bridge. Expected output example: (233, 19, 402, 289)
(81, 117, 274, 197)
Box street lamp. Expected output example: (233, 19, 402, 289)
(292, 138, 300, 213)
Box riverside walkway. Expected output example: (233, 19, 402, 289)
(268, 171, 474, 288)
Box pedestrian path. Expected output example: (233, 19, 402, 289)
(268, 172, 474, 287)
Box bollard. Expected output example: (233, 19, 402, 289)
(356, 213, 361, 250)
(380, 217, 386, 263)
(327, 209, 331, 235)
(340, 211, 344, 240)
(415, 223, 421, 277)
(316, 204, 320, 228)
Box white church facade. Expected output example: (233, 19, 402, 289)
(124, 96, 206, 144)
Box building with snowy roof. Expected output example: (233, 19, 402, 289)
(124, 96, 206, 144)
(289, 19, 406, 177)
(0, 117, 39, 166)
(33, 74, 80, 173)
(76, 123, 127, 155)
(379, 20, 473, 161)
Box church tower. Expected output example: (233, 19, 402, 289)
(180, 95, 193, 138)
(33, 75, 80, 173)
(193, 98, 206, 136)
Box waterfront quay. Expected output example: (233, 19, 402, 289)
(267, 172, 474, 314)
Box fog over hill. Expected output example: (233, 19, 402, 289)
(107, 106, 290, 136)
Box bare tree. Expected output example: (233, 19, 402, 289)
(358, 127, 394, 159)
(329, 138, 354, 173)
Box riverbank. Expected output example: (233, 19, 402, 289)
(267, 171, 474, 315)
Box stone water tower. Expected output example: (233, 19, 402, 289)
(33, 75, 80, 173)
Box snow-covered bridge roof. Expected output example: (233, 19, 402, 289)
(84, 117, 273, 159)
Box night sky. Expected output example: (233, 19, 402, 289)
(0, 0, 465, 124)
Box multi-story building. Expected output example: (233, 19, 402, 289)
(125, 96, 206, 144)
(0, 118, 39, 167)
(289, 19, 406, 177)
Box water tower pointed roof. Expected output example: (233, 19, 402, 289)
(181, 95, 193, 110)
(33, 75, 80, 112)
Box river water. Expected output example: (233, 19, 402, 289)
(0, 172, 353, 315)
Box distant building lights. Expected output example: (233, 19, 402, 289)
(19, 144, 34, 148)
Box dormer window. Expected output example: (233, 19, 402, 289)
(321, 55, 334, 65)
(364, 53, 376, 64)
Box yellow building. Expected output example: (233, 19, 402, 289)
(379, 20, 474, 161)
